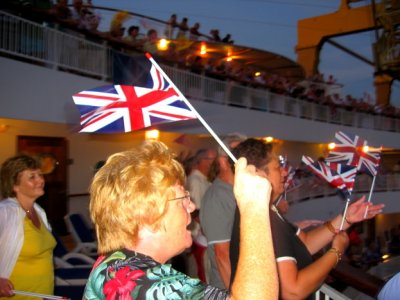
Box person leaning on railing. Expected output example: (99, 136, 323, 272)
(229, 138, 385, 300)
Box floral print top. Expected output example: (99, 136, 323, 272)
(83, 249, 229, 300)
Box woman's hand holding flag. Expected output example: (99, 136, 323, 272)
(339, 196, 384, 230)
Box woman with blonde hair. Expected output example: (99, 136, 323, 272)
(83, 140, 278, 299)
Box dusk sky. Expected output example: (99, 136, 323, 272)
(93, 0, 399, 107)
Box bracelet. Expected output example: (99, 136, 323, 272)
(324, 221, 337, 235)
(328, 247, 342, 266)
(344, 216, 353, 225)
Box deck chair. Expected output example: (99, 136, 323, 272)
(53, 232, 96, 268)
(64, 213, 97, 256)
(52, 232, 95, 299)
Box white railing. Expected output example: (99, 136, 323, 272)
(1, 10, 399, 132)
(316, 284, 351, 300)
(0, 10, 111, 79)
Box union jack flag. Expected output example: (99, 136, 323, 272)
(284, 165, 296, 191)
(302, 156, 357, 198)
(325, 131, 381, 176)
(72, 62, 197, 133)
(325, 161, 357, 192)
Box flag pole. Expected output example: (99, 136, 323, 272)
(363, 175, 376, 218)
(339, 197, 351, 231)
(275, 193, 283, 207)
(146, 53, 237, 163)
(12, 290, 69, 300)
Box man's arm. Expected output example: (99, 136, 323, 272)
(214, 242, 231, 289)
(229, 158, 278, 300)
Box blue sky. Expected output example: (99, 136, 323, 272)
(93, 0, 399, 107)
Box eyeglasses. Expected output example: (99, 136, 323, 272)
(168, 191, 191, 205)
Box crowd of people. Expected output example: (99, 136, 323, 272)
(0, 1, 399, 299)
(3, 0, 399, 119)
(166, 136, 385, 299)
(0, 133, 391, 299)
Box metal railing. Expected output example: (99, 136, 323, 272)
(0, 10, 111, 79)
(316, 284, 351, 300)
(1, 9, 399, 133)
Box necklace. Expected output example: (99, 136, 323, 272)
(17, 200, 34, 215)
(20, 205, 33, 215)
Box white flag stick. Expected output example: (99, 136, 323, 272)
(12, 290, 69, 300)
(146, 53, 237, 163)
(275, 193, 284, 207)
(339, 198, 351, 231)
(363, 175, 377, 219)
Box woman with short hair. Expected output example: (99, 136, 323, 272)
(0, 155, 56, 298)
(83, 140, 278, 299)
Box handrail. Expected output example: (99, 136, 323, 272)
(331, 261, 386, 298)
(316, 284, 351, 300)
(1, 10, 399, 132)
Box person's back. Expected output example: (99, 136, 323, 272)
(378, 272, 400, 300)
(200, 133, 246, 289)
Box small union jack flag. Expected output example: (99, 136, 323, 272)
(302, 156, 357, 198)
(325, 161, 357, 192)
(72, 61, 197, 133)
(284, 165, 296, 191)
(325, 131, 381, 176)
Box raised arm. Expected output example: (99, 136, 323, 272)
(299, 195, 384, 255)
(230, 158, 278, 300)
(278, 195, 384, 299)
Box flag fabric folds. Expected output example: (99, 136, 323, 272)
(284, 165, 296, 191)
(72, 64, 197, 133)
(302, 156, 357, 198)
(325, 131, 381, 176)
(325, 162, 357, 192)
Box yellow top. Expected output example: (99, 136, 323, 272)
(7, 216, 56, 300)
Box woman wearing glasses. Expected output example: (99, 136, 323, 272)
(83, 140, 278, 299)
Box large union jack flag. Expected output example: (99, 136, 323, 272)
(302, 156, 357, 198)
(325, 131, 381, 176)
(72, 63, 197, 133)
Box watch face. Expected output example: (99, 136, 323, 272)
(39, 154, 58, 175)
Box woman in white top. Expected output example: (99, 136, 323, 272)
(0, 155, 56, 298)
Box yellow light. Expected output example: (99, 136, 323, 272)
(264, 136, 274, 143)
(226, 56, 232, 62)
(363, 145, 369, 153)
(255, 71, 261, 77)
(145, 129, 160, 140)
(328, 142, 335, 150)
(200, 43, 207, 55)
(158, 39, 168, 51)
(0, 123, 9, 133)
(382, 254, 390, 260)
